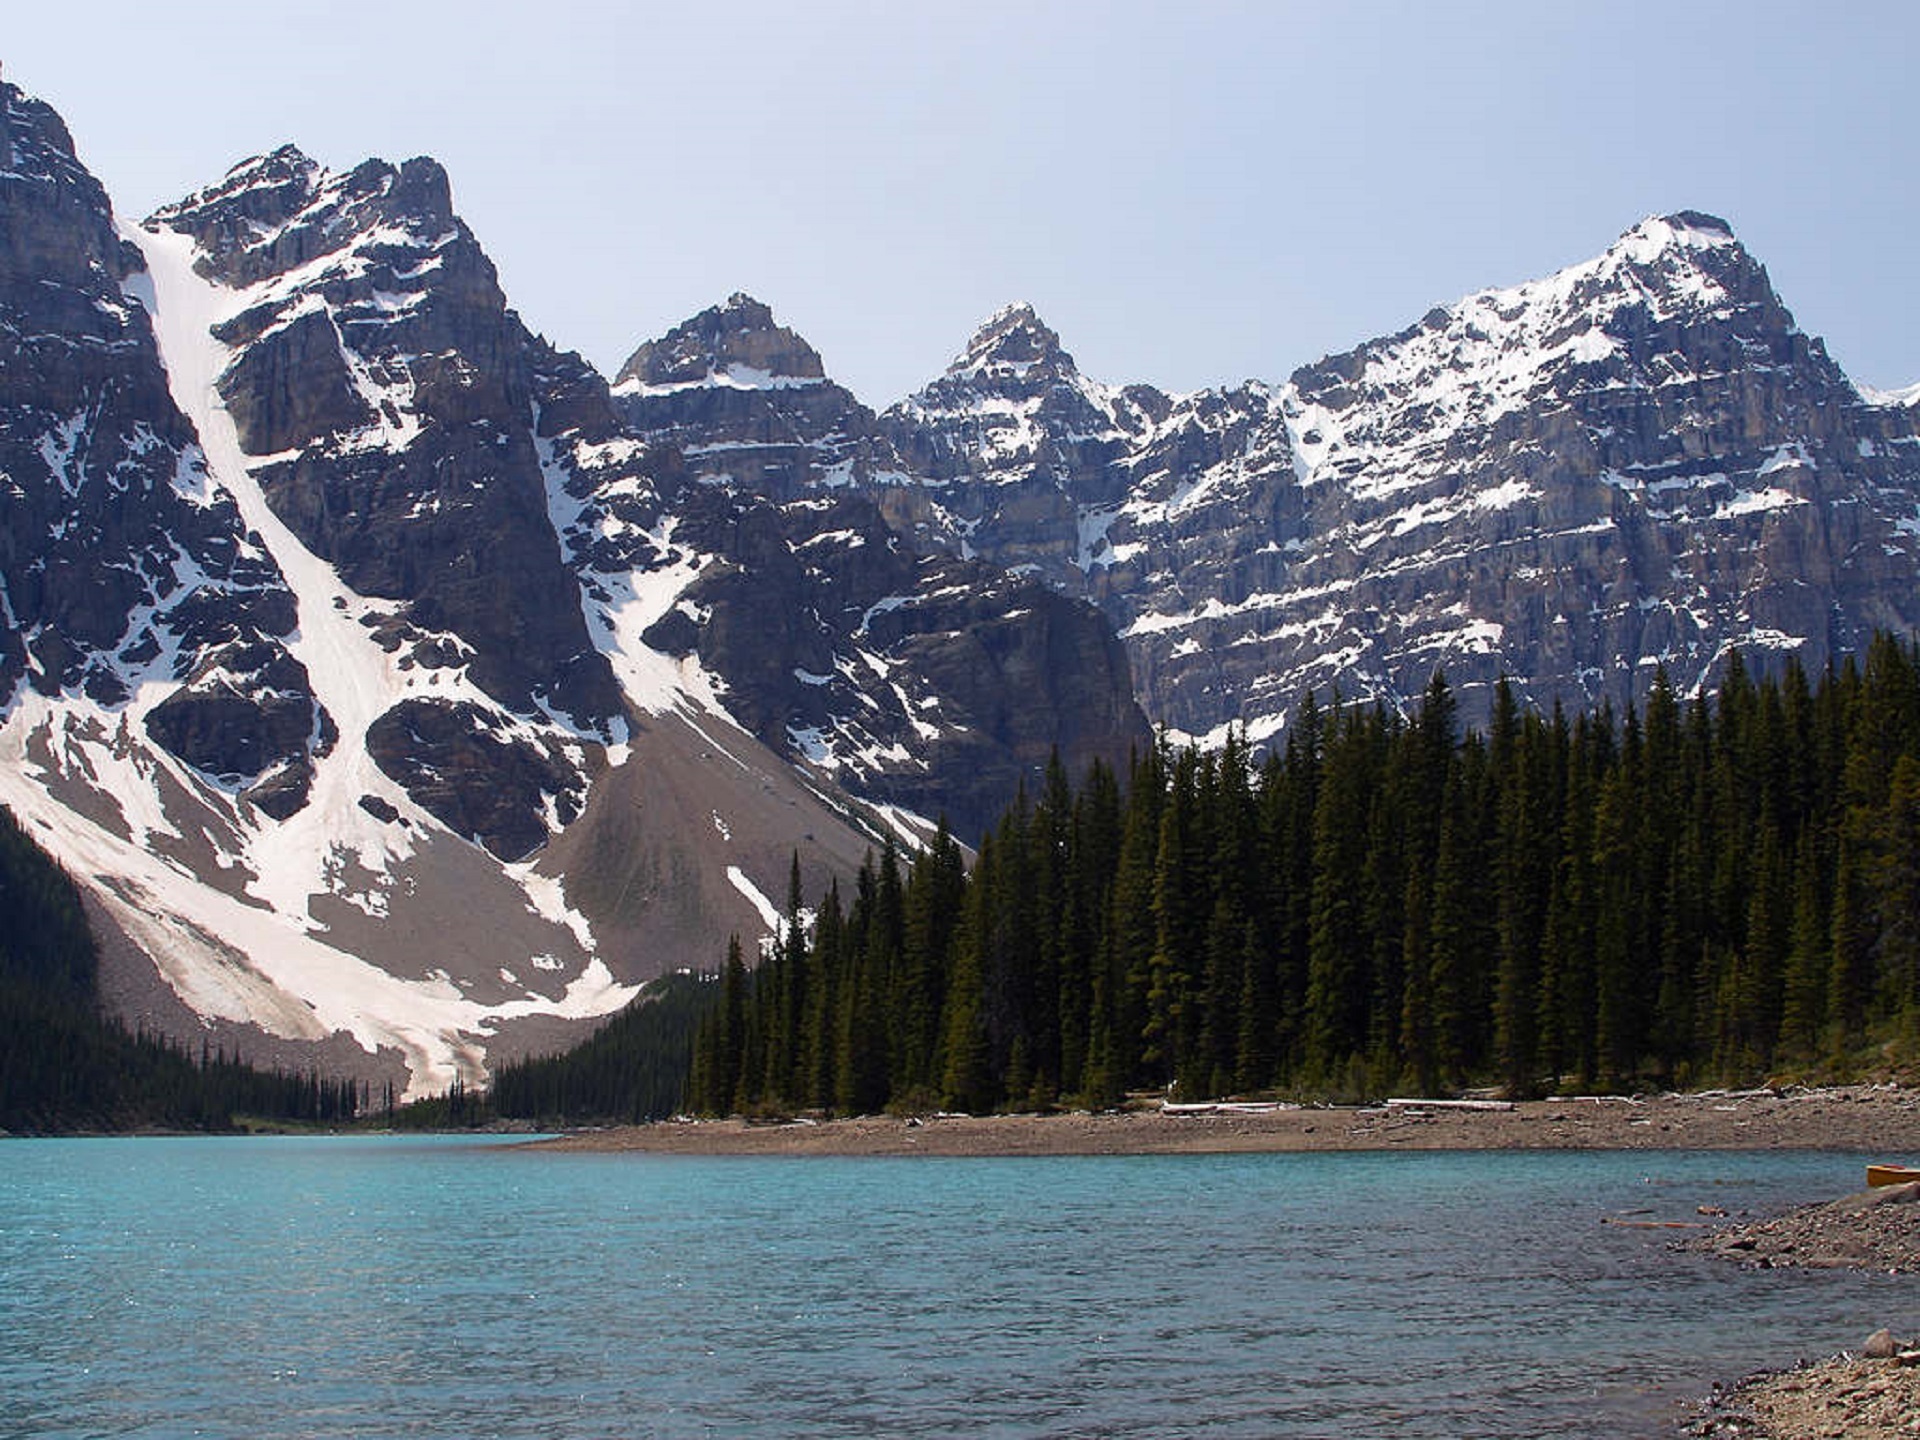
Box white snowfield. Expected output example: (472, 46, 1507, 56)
(0, 689, 633, 1098)
(612, 362, 828, 397)
(1861, 379, 1920, 410)
(0, 219, 660, 1099)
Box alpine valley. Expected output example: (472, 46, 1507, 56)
(4, 77, 1917, 1097)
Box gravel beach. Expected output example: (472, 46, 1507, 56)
(1683, 1177, 1920, 1438)
(533, 1084, 1920, 1157)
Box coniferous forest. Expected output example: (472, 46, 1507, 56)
(0, 805, 371, 1132)
(487, 970, 713, 1123)
(685, 637, 1920, 1117)
(16, 635, 1920, 1128)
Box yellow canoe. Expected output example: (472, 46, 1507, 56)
(1866, 1164, 1920, 1187)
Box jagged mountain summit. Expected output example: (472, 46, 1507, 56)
(634, 212, 1918, 743)
(142, 142, 628, 858)
(0, 79, 1149, 1096)
(1256, 211, 1920, 729)
(0, 97, 685, 1095)
(608, 292, 906, 499)
(617, 291, 828, 389)
(882, 300, 1169, 509)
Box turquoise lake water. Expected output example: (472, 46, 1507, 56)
(0, 1137, 1911, 1438)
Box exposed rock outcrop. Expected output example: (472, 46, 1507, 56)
(610, 293, 905, 499)
(1693, 1179, 1920, 1272)
(860, 218, 1920, 742)
(145, 144, 624, 853)
(651, 485, 1148, 844)
(150, 146, 621, 731)
(0, 81, 321, 813)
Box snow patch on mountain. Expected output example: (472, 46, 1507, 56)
(726, 865, 781, 934)
(1862, 380, 1920, 409)
(613, 363, 828, 397)
(563, 514, 730, 728)
(40, 218, 644, 1088)
(130, 221, 444, 915)
(0, 690, 636, 1099)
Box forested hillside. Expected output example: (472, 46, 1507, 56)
(488, 971, 713, 1123)
(0, 806, 370, 1132)
(690, 636, 1920, 1115)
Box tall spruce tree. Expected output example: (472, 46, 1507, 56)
(690, 635, 1920, 1119)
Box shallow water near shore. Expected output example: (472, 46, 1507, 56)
(1, 1137, 1911, 1438)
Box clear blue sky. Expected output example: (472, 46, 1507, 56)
(8, 1, 1915, 404)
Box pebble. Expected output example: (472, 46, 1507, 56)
(1688, 1183, 1920, 1273)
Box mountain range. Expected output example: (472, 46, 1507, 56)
(3, 76, 1915, 1096)
(615, 223, 1920, 746)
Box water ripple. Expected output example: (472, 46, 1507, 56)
(0, 1138, 1905, 1438)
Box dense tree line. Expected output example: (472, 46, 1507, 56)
(689, 636, 1920, 1115)
(487, 969, 713, 1123)
(1, 804, 371, 1132)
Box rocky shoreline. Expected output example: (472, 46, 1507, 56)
(1690, 1178, 1920, 1274)
(1681, 1181, 1920, 1438)
(1685, 1334, 1920, 1439)
(533, 1084, 1920, 1157)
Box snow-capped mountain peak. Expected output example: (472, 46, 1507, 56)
(612, 292, 828, 396)
(1280, 211, 1808, 504)
(1609, 208, 1736, 255)
(945, 301, 1075, 383)
(834, 208, 1920, 749)
(182, 143, 322, 210)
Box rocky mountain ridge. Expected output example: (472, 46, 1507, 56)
(608, 292, 907, 502)
(0, 79, 1148, 1096)
(625, 215, 1920, 742)
(0, 88, 322, 818)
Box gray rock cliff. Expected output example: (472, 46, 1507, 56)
(0, 82, 322, 815)
(610, 293, 905, 500)
(147, 145, 623, 855)
(850, 217, 1920, 740)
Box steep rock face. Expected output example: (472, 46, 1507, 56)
(619, 291, 826, 386)
(0, 81, 321, 813)
(0, 108, 662, 1101)
(600, 298, 1157, 840)
(541, 412, 1149, 845)
(363, 698, 584, 860)
(1264, 212, 1920, 727)
(863, 304, 1318, 735)
(656, 487, 1147, 844)
(1086, 383, 1308, 733)
(877, 304, 1172, 589)
(858, 218, 1920, 740)
(610, 293, 903, 499)
(146, 147, 622, 854)
(0, 86, 639, 1101)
